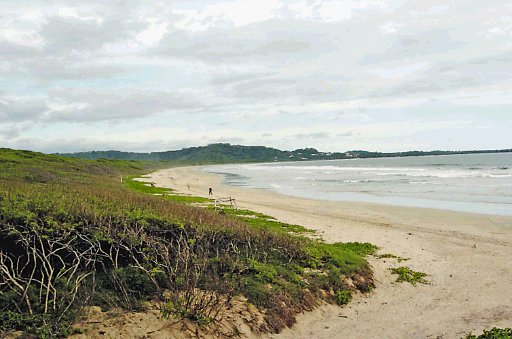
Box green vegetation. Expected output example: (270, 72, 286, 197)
(0, 148, 375, 337)
(122, 175, 173, 195)
(58, 142, 512, 163)
(465, 328, 512, 339)
(335, 290, 352, 306)
(335, 242, 378, 257)
(123, 175, 210, 204)
(375, 253, 409, 262)
(390, 266, 428, 286)
(215, 206, 314, 234)
(59, 143, 291, 163)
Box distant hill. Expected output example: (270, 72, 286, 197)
(57, 143, 512, 164)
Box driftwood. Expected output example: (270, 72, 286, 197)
(214, 197, 238, 210)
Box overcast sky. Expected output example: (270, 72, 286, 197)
(0, 0, 511, 153)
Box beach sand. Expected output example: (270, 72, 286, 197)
(144, 166, 512, 339)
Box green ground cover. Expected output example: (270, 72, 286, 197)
(390, 266, 429, 286)
(0, 148, 376, 337)
(123, 175, 210, 204)
(465, 327, 512, 339)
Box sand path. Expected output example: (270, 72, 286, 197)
(144, 166, 512, 339)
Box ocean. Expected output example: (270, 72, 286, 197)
(203, 153, 512, 216)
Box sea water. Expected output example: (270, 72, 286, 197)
(203, 153, 512, 216)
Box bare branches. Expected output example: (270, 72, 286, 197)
(0, 223, 104, 322)
(0, 176, 303, 335)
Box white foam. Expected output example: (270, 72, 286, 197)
(244, 163, 512, 179)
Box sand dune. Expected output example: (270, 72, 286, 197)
(145, 166, 512, 339)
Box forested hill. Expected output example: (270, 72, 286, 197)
(59, 144, 290, 163)
(58, 143, 512, 163)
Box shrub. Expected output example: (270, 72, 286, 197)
(335, 290, 352, 305)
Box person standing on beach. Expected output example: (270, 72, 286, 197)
(208, 187, 213, 195)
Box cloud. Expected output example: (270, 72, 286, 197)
(209, 71, 275, 86)
(155, 19, 336, 64)
(0, 122, 32, 139)
(173, 0, 281, 31)
(293, 132, 330, 139)
(27, 58, 125, 80)
(364, 52, 512, 100)
(0, 96, 48, 122)
(0, 41, 39, 58)
(361, 29, 466, 65)
(43, 89, 212, 123)
(0, 88, 213, 124)
(39, 12, 140, 54)
(0, 0, 511, 153)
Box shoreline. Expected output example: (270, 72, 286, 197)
(144, 166, 512, 338)
(199, 160, 512, 218)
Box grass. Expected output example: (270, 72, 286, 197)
(122, 175, 174, 195)
(335, 242, 379, 257)
(216, 206, 314, 234)
(0, 148, 376, 337)
(123, 175, 210, 204)
(390, 266, 428, 286)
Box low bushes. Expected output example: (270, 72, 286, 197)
(0, 149, 375, 337)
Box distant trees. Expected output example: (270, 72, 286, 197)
(57, 144, 512, 164)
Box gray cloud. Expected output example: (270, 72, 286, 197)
(0, 6, 145, 81)
(26, 58, 125, 80)
(0, 41, 39, 58)
(43, 89, 211, 123)
(0, 89, 212, 124)
(40, 15, 137, 54)
(361, 29, 465, 65)
(212, 71, 352, 104)
(230, 75, 296, 99)
(0, 96, 48, 122)
(365, 52, 512, 100)
(155, 20, 337, 64)
(0, 120, 34, 139)
(209, 71, 275, 86)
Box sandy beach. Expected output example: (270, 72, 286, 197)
(144, 165, 512, 339)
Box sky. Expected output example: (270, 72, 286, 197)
(0, 0, 511, 153)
